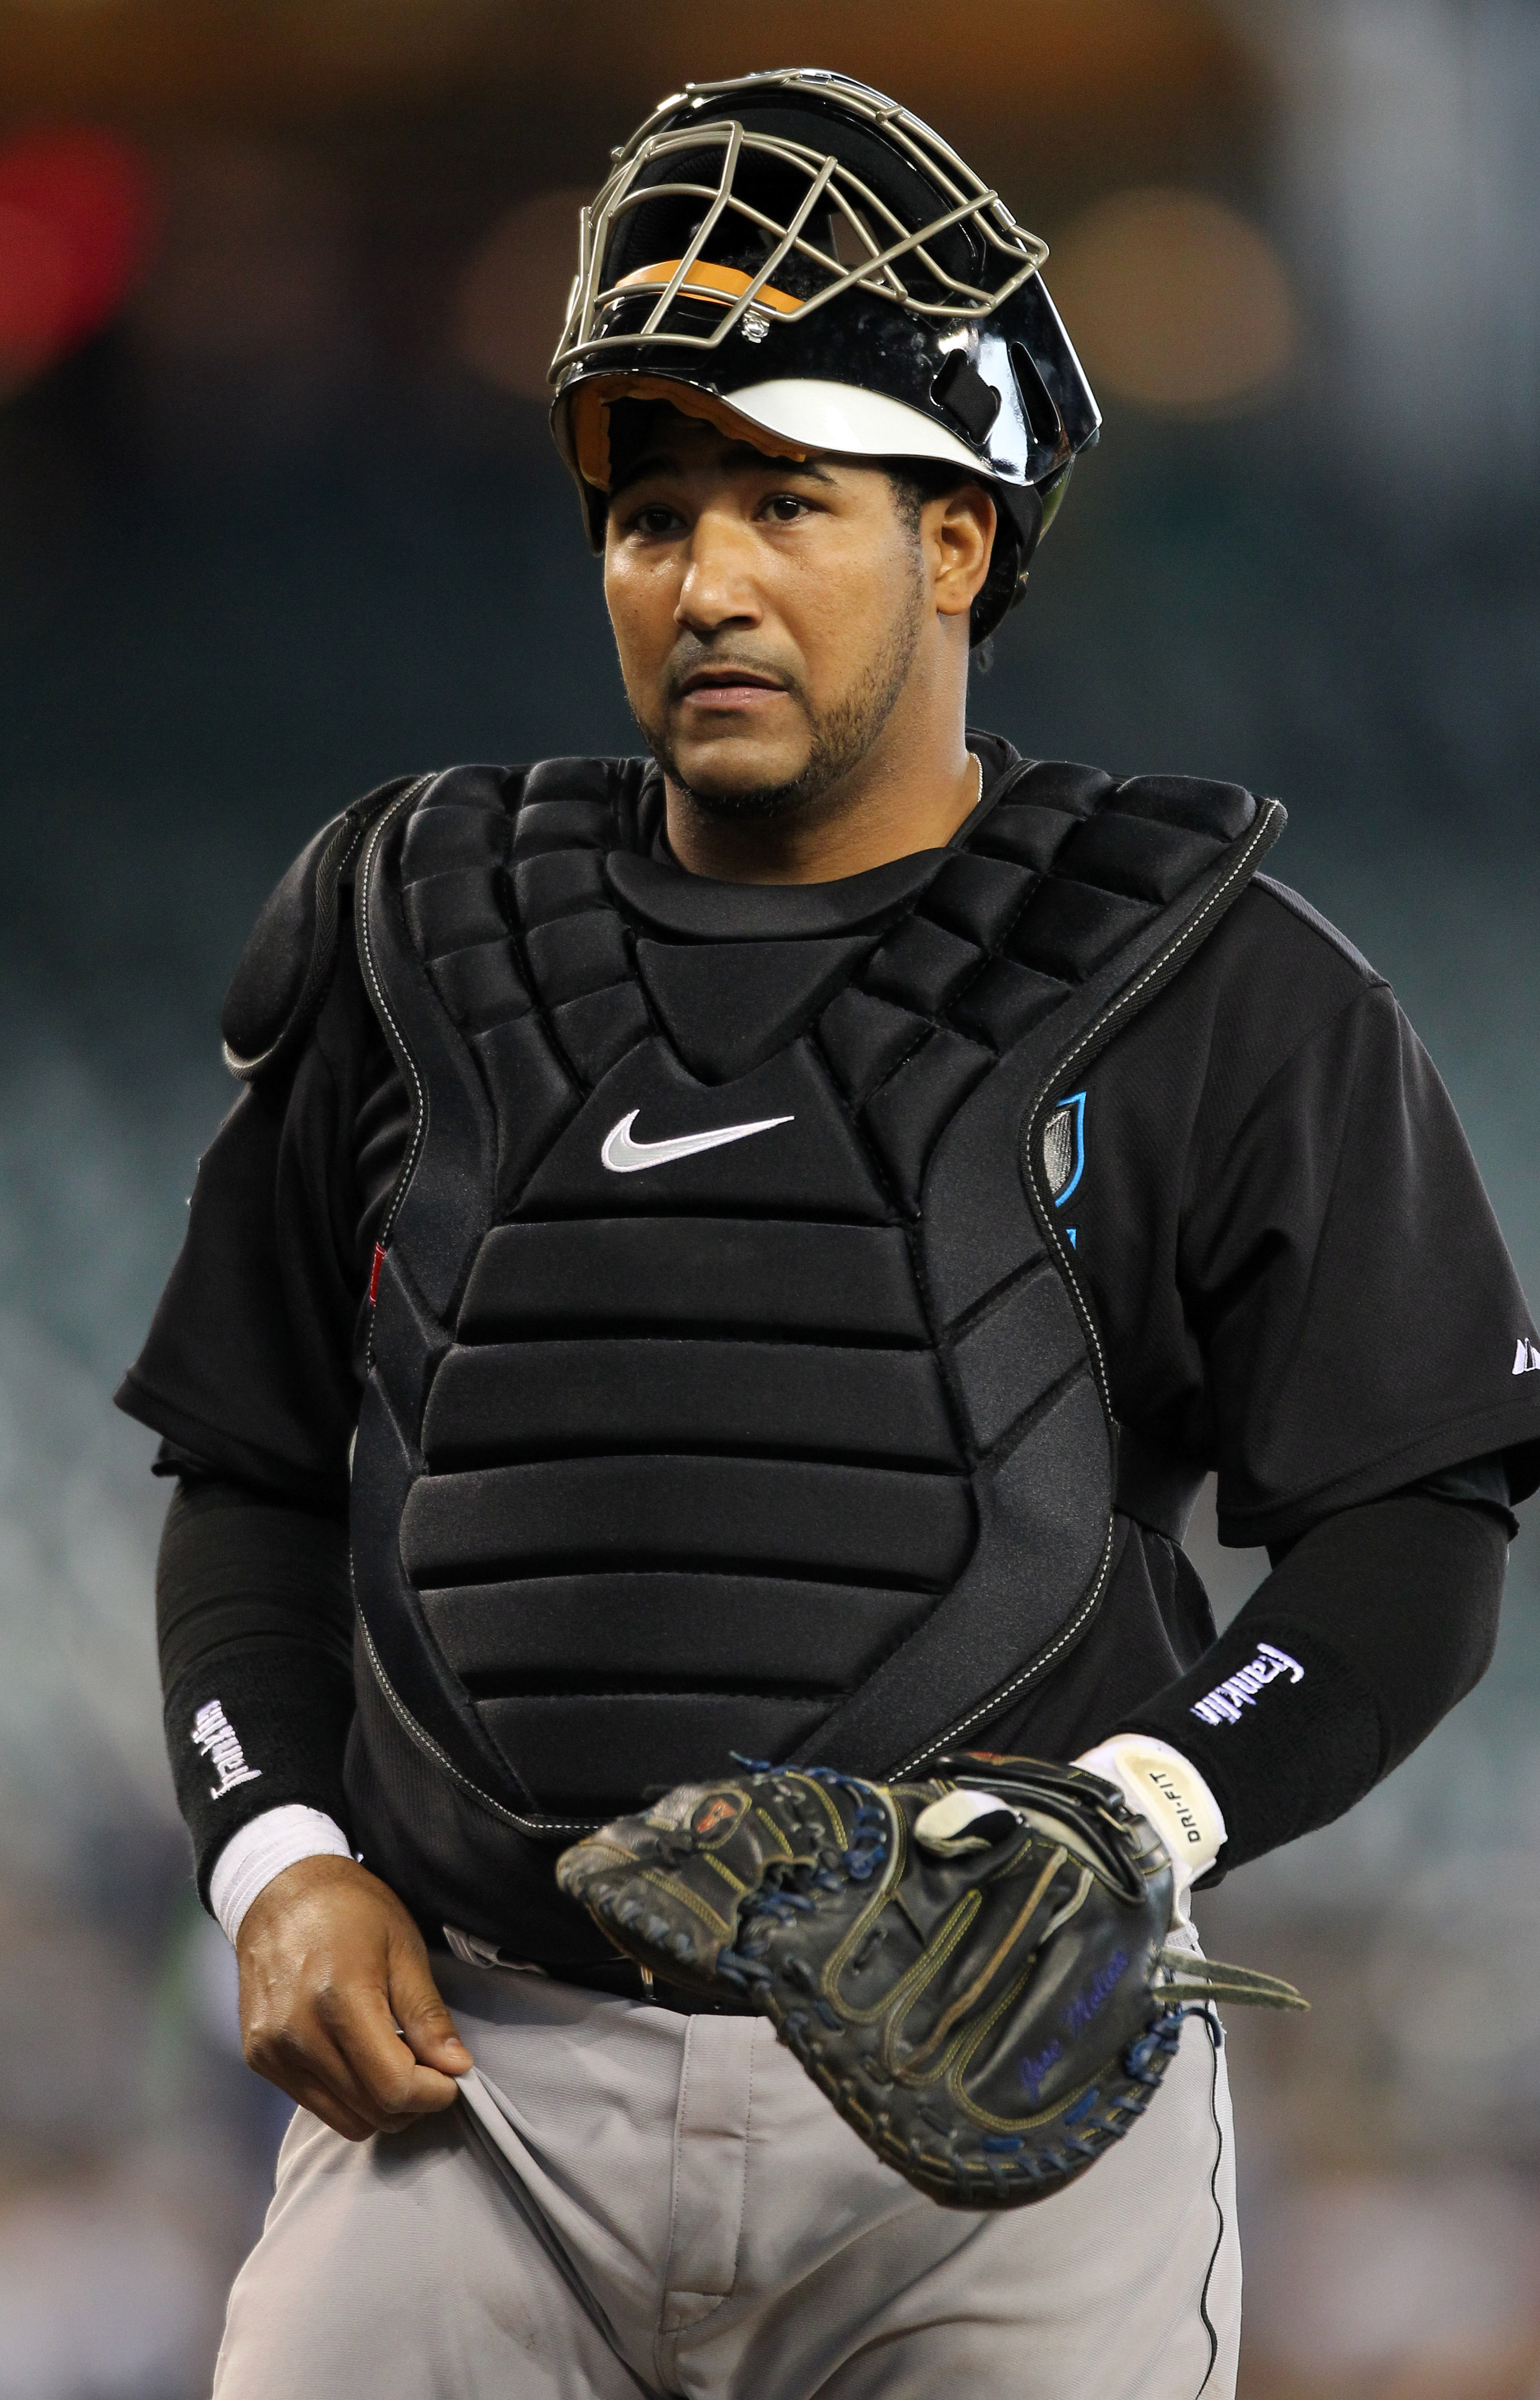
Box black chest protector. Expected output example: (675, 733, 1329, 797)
(341, 748, 1280, 1937)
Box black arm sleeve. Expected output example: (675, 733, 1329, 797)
(1123, 1488, 1507, 1870)
(158, 1477, 357, 1904)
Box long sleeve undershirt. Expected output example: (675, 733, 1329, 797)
(158, 1478, 355, 1901)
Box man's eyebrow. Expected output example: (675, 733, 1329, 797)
(608, 444, 837, 500)
(608, 451, 678, 497)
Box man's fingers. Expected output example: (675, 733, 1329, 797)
(299, 2077, 439, 2141)
(285, 2076, 380, 2144)
(387, 1937, 473, 2073)
(255, 2011, 456, 2137)
(247, 1975, 455, 2132)
(315, 1976, 463, 2120)
(233, 1856, 469, 2136)
(245, 2007, 381, 2127)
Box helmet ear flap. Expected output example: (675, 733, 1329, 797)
(971, 480, 1043, 647)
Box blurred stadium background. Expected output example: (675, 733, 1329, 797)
(1, 2, 1538, 2391)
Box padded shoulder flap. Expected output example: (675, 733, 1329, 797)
(222, 776, 420, 1080)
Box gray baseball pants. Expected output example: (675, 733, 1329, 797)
(211, 1950, 1239, 2399)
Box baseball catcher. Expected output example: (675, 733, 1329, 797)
(119, 67, 1538, 2400)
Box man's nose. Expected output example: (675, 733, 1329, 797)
(674, 507, 763, 638)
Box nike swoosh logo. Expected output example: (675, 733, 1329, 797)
(600, 1109, 794, 1175)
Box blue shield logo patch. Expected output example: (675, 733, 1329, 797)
(1042, 1091, 1086, 1209)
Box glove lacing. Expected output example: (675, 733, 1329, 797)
(716, 1763, 891, 1993)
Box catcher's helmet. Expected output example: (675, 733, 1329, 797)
(548, 68, 1100, 645)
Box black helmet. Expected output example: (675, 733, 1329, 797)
(549, 68, 1100, 643)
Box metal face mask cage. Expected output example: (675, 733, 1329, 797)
(553, 69, 1049, 371)
(549, 69, 1101, 644)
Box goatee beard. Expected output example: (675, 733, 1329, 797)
(636, 600, 922, 825)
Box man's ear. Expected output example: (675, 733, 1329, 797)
(931, 484, 997, 622)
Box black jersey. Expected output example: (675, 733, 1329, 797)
(119, 741, 1540, 1950)
(123, 793, 1540, 1544)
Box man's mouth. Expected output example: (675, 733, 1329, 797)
(677, 666, 787, 703)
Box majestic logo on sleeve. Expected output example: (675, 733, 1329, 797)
(1190, 1641, 1304, 1729)
(600, 1109, 793, 1174)
(192, 1698, 262, 1799)
(1515, 1336, 1540, 1375)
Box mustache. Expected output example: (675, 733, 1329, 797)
(663, 644, 805, 703)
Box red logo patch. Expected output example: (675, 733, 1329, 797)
(692, 1794, 744, 1841)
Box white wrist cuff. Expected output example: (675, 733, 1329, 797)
(209, 1805, 354, 1945)
(1073, 1734, 1226, 1898)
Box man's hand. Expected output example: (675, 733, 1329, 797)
(235, 1853, 472, 2140)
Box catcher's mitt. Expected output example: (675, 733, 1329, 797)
(556, 1753, 1304, 2209)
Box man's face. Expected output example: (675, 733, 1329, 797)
(603, 411, 935, 821)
